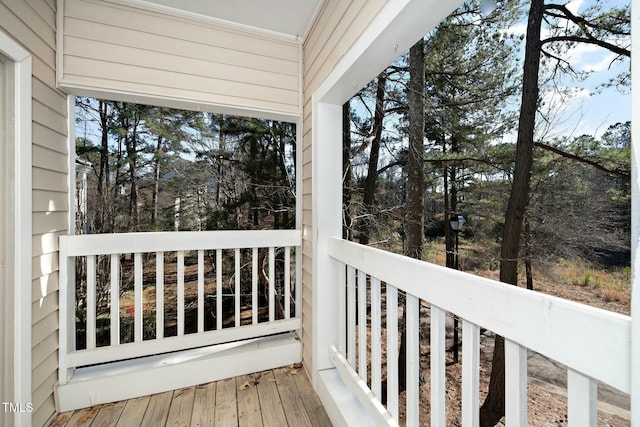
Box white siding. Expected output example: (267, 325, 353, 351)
(300, 0, 387, 375)
(59, 0, 301, 117)
(0, 0, 68, 424)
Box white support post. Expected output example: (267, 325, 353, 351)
(631, 0, 640, 420)
(311, 101, 343, 385)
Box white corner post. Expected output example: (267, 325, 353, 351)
(311, 100, 343, 386)
(631, 0, 639, 422)
(0, 29, 32, 427)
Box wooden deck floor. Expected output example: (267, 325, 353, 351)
(49, 366, 332, 427)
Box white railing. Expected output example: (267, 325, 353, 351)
(327, 237, 631, 427)
(59, 229, 301, 385)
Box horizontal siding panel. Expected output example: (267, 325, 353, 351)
(26, 0, 56, 31)
(66, 0, 298, 61)
(32, 290, 58, 324)
(32, 394, 56, 427)
(33, 167, 68, 192)
(303, 0, 352, 82)
(32, 330, 58, 368)
(33, 273, 59, 304)
(0, 3, 55, 68)
(33, 122, 67, 154)
(63, 74, 300, 116)
(64, 17, 299, 77)
(33, 232, 62, 257)
(62, 0, 302, 116)
(32, 310, 58, 347)
(33, 252, 59, 279)
(33, 98, 68, 136)
(32, 371, 57, 421)
(63, 56, 299, 107)
(33, 190, 68, 213)
(64, 35, 298, 92)
(33, 145, 68, 174)
(33, 211, 68, 235)
(2, 0, 55, 49)
(33, 77, 68, 115)
(32, 55, 56, 91)
(32, 348, 57, 392)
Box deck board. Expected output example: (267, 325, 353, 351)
(140, 391, 173, 427)
(255, 371, 289, 427)
(274, 367, 314, 427)
(236, 374, 264, 427)
(115, 396, 149, 427)
(48, 367, 331, 427)
(166, 387, 196, 426)
(214, 377, 238, 427)
(191, 382, 216, 427)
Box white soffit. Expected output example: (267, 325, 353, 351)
(128, 0, 323, 40)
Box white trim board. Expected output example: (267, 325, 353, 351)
(0, 29, 33, 427)
(55, 333, 301, 412)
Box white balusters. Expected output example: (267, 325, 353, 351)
(505, 339, 528, 426)
(177, 250, 185, 336)
(371, 278, 381, 399)
(358, 270, 367, 383)
(431, 305, 446, 427)
(111, 254, 120, 345)
(568, 369, 597, 427)
(406, 294, 420, 427)
(86, 255, 96, 349)
(252, 248, 258, 325)
(198, 250, 204, 332)
(461, 320, 480, 427)
(216, 249, 222, 330)
(235, 248, 241, 327)
(155, 251, 164, 339)
(347, 266, 356, 365)
(134, 253, 143, 342)
(386, 285, 399, 421)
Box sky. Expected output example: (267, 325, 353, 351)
(507, 0, 630, 140)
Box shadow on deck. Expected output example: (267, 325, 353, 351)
(49, 366, 332, 427)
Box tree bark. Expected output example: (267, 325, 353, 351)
(480, 1, 544, 425)
(358, 73, 387, 245)
(405, 39, 425, 259)
(400, 38, 425, 394)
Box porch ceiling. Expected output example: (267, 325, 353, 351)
(127, 0, 323, 39)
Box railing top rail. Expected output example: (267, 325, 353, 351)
(60, 229, 302, 256)
(327, 236, 632, 394)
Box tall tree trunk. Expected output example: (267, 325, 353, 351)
(358, 73, 387, 245)
(97, 101, 110, 233)
(151, 135, 163, 227)
(405, 39, 425, 259)
(480, 1, 544, 425)
(400, 38, 425, 393)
